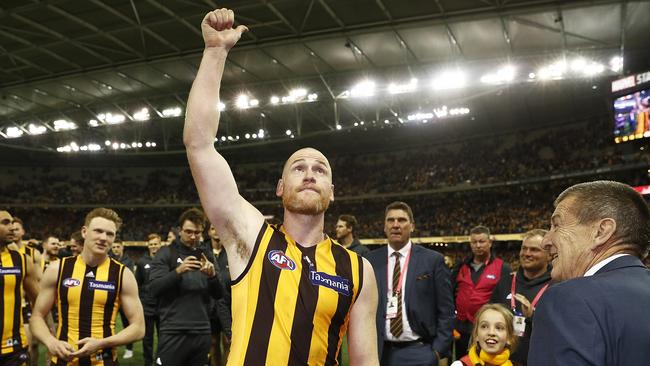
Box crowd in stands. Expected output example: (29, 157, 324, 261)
(3, 121, 650, 242)
(2, 122, 647, 207)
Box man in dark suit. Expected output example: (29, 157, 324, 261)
(367, 201, 455, 366)
(529, 180, 650, 365)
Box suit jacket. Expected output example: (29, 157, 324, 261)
(367, 244, 455, 358)
(528, 255, 650, 366)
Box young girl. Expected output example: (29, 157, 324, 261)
(452, 303, 518, 366)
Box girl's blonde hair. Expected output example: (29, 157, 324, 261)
(468, 303, 518, 352)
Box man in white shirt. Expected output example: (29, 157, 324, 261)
(367, 201, 454, 365)
(529, 180, 650, 365)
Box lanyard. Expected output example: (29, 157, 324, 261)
(387, 246, 412, 295)
(510, 272, 549, 311)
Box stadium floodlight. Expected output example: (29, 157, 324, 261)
(388, 78, 418, 94)
(610, 56, 623, 73)
(290, 88, 307, 98)
(570, 58, 587, 72)
(218, 102, 226, 111)
(120, 143, 126, 149)
(249, 99, 259, 107)
(236, 94, 253, 109)
(528, 72, 536, 79)
(28, 123, 47, 135)
(112, 142, 119, 149)
(151, 142, 156, 147)
(336, 124, 342, 130)
(350, 80, 376, 98)
(245, 133, 251, 139)
(258, 129, 265, 138)
(432, 70, 466, 90)
(162, 107, 182, 117)
(221, 136, 226, 142)
(88, 143, 101, 151)
(88, 119, 100, 127)
(270, 96, 280, 104)
(133, 108, 150, 121)
(5, 126, 24, 138)
(583, 62, 604, 77)
(285, 129, 292, 136)
(137, 142, 143, 148)
(252, 133, 257, 139)
(307, 93, 318, 102)
(407, 113, 434, 121)
(105, 140, 111, 146)
(538, 60, 566, 80)
(145, 142, 151, 147)
(97, 112, 125, 125)
(480, 66, 516, 85)
(53, 119, 76, 131)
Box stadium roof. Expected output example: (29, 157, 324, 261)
(0, 0, 648, 154)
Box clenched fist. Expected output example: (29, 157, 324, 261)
(201, 8, 248, 51)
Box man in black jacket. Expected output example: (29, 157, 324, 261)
(489, 229, 552, 365)
(111, 240, 136, 359)
(150, 208, 223, 366)
(135, 233, 162, 366)
(335, 214, 370, 256)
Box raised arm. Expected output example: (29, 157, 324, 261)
(71, 269, 145, 358)
(347, 258, 379, 366)
(183, 8, 264, 277)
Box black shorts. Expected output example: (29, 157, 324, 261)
(0, 348, 29, 366)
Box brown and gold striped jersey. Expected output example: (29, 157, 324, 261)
(0, 248, 27, 355)
(228, 223, 364, 366)
(53, 256, 125, 366)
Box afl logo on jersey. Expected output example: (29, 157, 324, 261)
(486, 274, 496, 280)
(268, 250, 296, 271)
(63, 278, 81, 287)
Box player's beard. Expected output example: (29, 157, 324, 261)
(283, 188, 330, 215)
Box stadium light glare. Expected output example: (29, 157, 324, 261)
(6, 126, 24, 138)
(88, 143, 101, 151)
(350, 80, 376, 98)
(388, 78, 418, 94)
(307, 93, 318, 102)
(88, 119, 100, 127)
(98, 112, 125, 125)
(610, 56, 623, 72)
(162, 107, 182, 117)
(218, 102, 226, 111)
(53, 119, 76, 131)
(252, 133, 258, 139)
(28, 123, 47, 135)
(289, 88, 307, 98)
(285, 129, 292, 136)
(112, 143, 119, 149)
(336, 124, 342, 130)
(270, 96, 280, 104)
(583, 62, 604, 77)
(258, 129, 265, 138)
(432, 71, 466, 90)
(570, 58, 587, 72)
(480, 65, 516, 84)
(538, 60, 566, 80)
(151, 142, 156, 147)
(249, 99, 259, 107)
(105, 140, 111, 146)
(245, 133, 250, 139)
(133, 108, 150, 121)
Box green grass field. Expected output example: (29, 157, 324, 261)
(35, 319, 351, 366)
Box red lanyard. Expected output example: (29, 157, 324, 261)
(510, 272, 549, 311)
(388, 246, 412, 295)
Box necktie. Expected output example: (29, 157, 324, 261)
(390, 252, 403, 337)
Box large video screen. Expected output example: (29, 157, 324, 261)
(614, 88, 650, 143)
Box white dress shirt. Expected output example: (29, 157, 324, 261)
(584, 254, 630, 277)
(385, 241, 420, 342)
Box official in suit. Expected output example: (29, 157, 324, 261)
(529, 180, 650, 366)
(367, 201, 455, 366)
